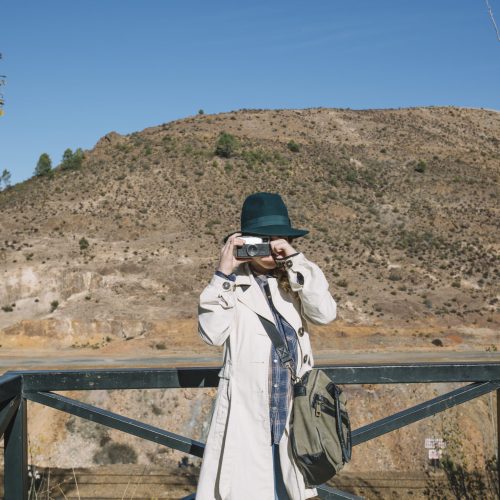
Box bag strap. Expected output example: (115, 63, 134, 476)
(256, 314, 291, 362)
(255, 312, 301, 384)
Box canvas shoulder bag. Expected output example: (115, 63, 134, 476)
(257, 313, 352, 487)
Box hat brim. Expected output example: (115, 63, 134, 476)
(223, 226, 309, 243)
(242, 225, 309, 238)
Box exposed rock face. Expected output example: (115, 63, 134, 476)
(23, 386, 217, 470)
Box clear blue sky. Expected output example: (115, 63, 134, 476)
(1, 0, 499, 186)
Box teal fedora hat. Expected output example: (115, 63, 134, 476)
(240, 192, 308, 238)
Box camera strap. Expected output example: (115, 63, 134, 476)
(256, 311, 300, 384)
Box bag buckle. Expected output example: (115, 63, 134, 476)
(284, 361, 301, 384)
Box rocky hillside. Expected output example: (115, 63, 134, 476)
(0, 107, 499, 482)
(1, 106, 498, 337)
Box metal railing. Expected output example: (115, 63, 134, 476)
(1, 361, 500, 499)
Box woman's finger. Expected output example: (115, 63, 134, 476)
(271, 242, 284, 252)
(228, 232, 242, 242)
(223, 232, 240, 252)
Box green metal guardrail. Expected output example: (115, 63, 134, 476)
(1, 362, 500, 499)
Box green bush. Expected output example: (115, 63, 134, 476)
(388, 270, 402, 281)
(79, 237, 89, 251)
(345, 169, 357, 183)
(215, 132, 238, 158)
(241, 149, 274, 167)
(93, 442, 138, 464)
(414, 159, 427, 173)
(287, 140, 300, 152)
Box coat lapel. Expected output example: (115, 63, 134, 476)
(234, 264, 276, 325)
(267, 278, 302, 332)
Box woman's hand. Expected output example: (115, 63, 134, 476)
(217, 232, 252, 275)
(270, 238, 297, 259)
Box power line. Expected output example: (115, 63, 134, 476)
(485, 0, 500, 42)
(0, 52, 4, 117)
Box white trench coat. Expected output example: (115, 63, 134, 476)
(196, 252, 337, 500)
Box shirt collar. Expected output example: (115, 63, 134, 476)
(250, 266, 273, 278)
(233, 263, 274, 286)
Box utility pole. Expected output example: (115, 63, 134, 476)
(0, 52, 5, 117)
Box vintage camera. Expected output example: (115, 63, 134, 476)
(235, 236, 271, 259)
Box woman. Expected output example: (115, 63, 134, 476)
(196, 192, 337, 500)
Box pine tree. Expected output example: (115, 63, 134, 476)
(0, 169, 11, 190)
(61, 148, 84, 170)
(61, 148, 74, 170)
(72, 148, 84, 169)
(34, 153, 52, 177)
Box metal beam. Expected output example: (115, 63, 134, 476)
(0, 397, 20, 438)
(320, 362, 500, 384)
(0, 374, 22, 403)
(4, 398, 28, 499)
(352, 381, 500, 446)
(20, 367, 219, 392)
(26, 391, 206, 457)
(317, 484, 364, 499)
(14, 362, 500, 392)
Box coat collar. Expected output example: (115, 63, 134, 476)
(234, 263, 276, 324)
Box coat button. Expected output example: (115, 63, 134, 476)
(222, 281, 231, 290)
(298, 327, 304, 337)
(285, 259, 293, 269)
(303, 354, 309, 363)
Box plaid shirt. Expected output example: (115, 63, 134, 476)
(253, 272, 298, 445)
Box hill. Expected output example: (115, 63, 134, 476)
(0, 106, 498, 346)
(0, 107, 498, 482)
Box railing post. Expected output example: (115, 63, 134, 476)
(4, 398, 28, 499)
(497, 388, 500, 496)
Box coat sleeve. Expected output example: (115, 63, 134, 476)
(284, 252, 337, 325)
(198, 274, 237, 346)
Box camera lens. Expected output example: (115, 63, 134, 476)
(247, 244, 258, 257)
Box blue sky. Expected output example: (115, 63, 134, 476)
(1, 0, 499, 186)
